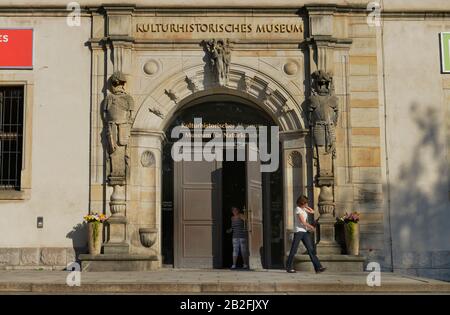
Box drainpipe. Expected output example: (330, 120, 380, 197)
(379, 0, 395, 272)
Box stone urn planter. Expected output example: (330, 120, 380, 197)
(338, 212, 361, 256)
(83, 213, 107, 255)
(344, 222, 360, 256)
(139, 228, 158, 248)
(88, 222, 103, 255)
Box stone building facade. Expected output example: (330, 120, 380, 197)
(0, 0, 449, 281)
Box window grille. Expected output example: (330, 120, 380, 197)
(0, 86, 24, 191)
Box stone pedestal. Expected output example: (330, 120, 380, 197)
(316, 177, 341, 255)
(102, 180, 130, 255)
(103, 216, 129, 254)
(316, 215, 341, 255)
(105, 215, 127, 239)
(294, 254, 365, 272)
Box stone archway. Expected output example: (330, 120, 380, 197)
(126, 64, 310, 269)
(132, 63, 306, 133)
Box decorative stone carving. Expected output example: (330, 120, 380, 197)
(143, 60, 159, 76)
(308, 70, 339, 176)
(288, 151, 302, 168)
(308, 70, 341, 254)
(102, 71, 133, 255)
(141, 151, 155, 168)
(104, 71, 134, 182)
(110, 185, 126, 215)
(139, 228, 158, 248)
(317, 185, 334, 215)
(283, 61, 299, 76)
(238, 74, 253, 92)
(185, 76, 199, 93)
(261, 86, 272, 105)
(164, 89, 179, 104)
(243, 75, 252, 92)
(148, 107, 164, 119)
(281, 103, 294, 114)
(205, 38, 231, 86)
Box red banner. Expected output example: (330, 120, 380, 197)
(0, 29, 33, 69)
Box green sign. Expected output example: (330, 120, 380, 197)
(441, 32, 450, 73)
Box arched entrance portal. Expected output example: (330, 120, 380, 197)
(162, 95, 284, 269)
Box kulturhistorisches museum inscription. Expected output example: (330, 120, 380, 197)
(134, 17, 303, 40)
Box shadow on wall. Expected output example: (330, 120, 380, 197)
(387, 102, 450, 279)
(66, 222, 88, 263)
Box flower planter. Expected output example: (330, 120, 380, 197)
(344, 222, 359, 256)
(88, 222, 103, 255)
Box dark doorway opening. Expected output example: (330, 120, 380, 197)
(262, 151, 284, 269)
(161, 144, 174, 266)
(161, 97, 285, 269)
(221, 160, 246, 268)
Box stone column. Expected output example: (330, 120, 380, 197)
(308, 70, 342, 255)
(80, 5, 160, 271)
(316, 176, 341, 254)
(101, 6, 135, 255)
(306, 6, 343, 255)
(103, 178, 129, 254)
(297, 5, 365, 272)
(127, 130, 164, 265)
(280, 130, 310, 258)
(101, 70, 134, 255)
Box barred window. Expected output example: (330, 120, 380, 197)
(0, 86, 24, 191)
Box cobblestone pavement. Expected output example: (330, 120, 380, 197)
(0, 269, 449, 294)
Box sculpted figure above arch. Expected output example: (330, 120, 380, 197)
(205, 38, 231, 86)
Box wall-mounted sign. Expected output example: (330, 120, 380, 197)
(440, 32, 450, 73)
(0, 29, 33, 69)
(133, 16, 303, 41)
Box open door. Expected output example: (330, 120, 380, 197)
(246, 145, 264, 269)
(174, 158, 222, 268)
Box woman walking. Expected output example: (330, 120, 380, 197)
(286, 196, 326, 274)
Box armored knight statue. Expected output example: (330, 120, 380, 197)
(206, 39, 231, 86)
(104, 71, 134, 182)
(308, 70, 339, 178)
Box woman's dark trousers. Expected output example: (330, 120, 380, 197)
(286, 231, 322, 271)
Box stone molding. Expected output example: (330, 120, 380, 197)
(133, 64, 306, 132)
(2, 1, 450, 12)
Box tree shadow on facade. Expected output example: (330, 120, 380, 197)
(382, 102, 449, 279)
(66, 222, 88, 263)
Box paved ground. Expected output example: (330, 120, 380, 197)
(0, 269, 449, 294)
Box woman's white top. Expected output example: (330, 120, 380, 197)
(293, 206, 308, 233)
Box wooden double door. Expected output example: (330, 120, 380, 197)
(174, 157, 263, 269)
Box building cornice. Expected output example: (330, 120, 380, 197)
(0, 3, 449, 19)
(0, 0, 449, 11)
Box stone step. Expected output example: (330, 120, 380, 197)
(0, 270, 449, 294)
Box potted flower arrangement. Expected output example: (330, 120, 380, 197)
(338, 212, 361, 256)
(83, 213, 107, 255)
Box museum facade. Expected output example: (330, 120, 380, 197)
(0, 0, 449, 281)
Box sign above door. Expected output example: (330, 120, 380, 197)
(133, 16, 303, 41)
